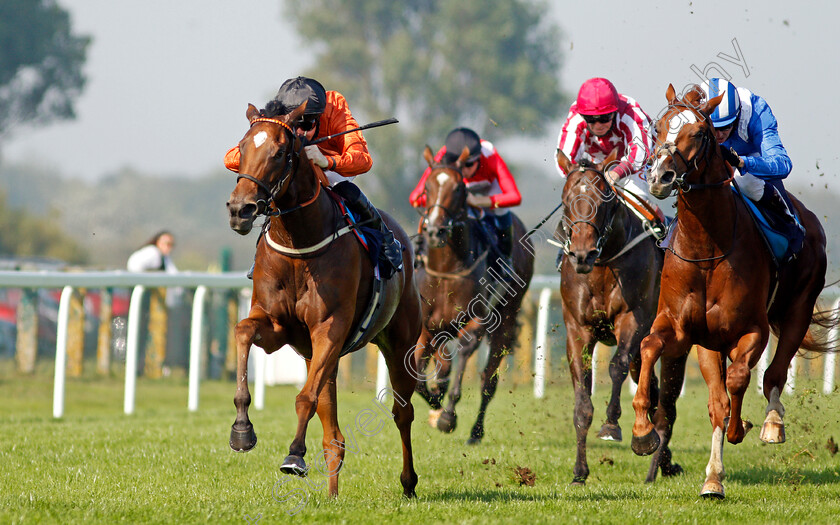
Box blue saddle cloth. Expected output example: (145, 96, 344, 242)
(341, 203, 384, 272)
(731, 186, 798, 264)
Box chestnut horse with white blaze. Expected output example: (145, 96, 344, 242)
(632, 84, 837, 499)
(226, 102, 423, 498)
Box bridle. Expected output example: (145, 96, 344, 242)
(419, 165, 469, 240)
(651, 104, 739, 263)
(650, 104, 733, 195)
(558, 165, 619, 260)
(236, 117, 321, 217)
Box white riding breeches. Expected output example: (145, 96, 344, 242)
(733, 169, 765, 201)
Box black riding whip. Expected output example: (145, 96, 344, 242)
(523, 201, 564, 239)
(308, 118, 399, 146)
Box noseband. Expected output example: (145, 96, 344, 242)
(236, 117, 313, 217)
(420, 166, 468, 239)
(559, 165, 618, 259)
(651, 105, 733, 195)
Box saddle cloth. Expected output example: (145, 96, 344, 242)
(732, 186, 803, 264)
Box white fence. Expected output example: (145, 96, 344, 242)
(528, 277, 839, 399)
(0, 271, 836, 418)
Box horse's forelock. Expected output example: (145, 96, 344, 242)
(682, 85, 705, 107)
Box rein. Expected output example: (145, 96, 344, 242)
(237, 117, 323, 217)
(419, 165, 490, 277)
(652, 105, 735, 195)
(557, 165, 620, 261)
(654, 105, 739, 263)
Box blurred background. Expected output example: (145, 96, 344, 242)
(1, 0, 838, 279)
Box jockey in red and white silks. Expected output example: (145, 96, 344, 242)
(555, 78, 667, 226)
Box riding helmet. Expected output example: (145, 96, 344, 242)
(702, 78, 741, 128)
(272, 76, 327, 116)
(576, 78, 620, 115)
(444, 127, 482, 164)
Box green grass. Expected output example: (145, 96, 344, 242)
(1, 362, 839, 524)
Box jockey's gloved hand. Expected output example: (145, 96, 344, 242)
(466, 194, 492, 209)
(304, 145, 329, 168)
(720, 145, 742, 168)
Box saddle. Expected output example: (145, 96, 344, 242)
(322, 185, 389, 357)
(732, 184, 804, 266)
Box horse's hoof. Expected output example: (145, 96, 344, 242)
(700, 480, 725, 499)
(466, 436, 482, 446)
(597, 423, 622, 442)
(570, 477, 586, 486)
(631, 430, 660, 456)
(661, 462, 684, 477)
(437, 410, 457, 433)
(760, 410, 785, 444)
(428, 408, 443, 428)
(743, 419, 754, 435)
(229, 424, 257, 452)
(280, 455, 308, 477)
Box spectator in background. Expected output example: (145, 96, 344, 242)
(127, 231, 177, 273)
(126, 230, 181, 377)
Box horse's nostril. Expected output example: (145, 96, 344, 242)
(662, 171, 676, 184)
(238, 203, 257, 220)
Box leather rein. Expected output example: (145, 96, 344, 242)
(236, 117, 322, 217)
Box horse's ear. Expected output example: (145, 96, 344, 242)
(700, 93, 725, 119)
(423, 145, 435, 167)
(246, 104, 260, 122)
(665, 84, 678, 105)
(556, 149, 572, 174)
(602, 147, 620, 170)
(455, 146, 470, 168)
(287, 101, 308, 123)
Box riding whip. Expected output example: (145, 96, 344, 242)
(308, 118, 399, 145)
(523, 201, 564, 239)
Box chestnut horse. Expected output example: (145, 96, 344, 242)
(632, 84, 835, 499)
(225, 103, 423, 498)
(412, 146, 535, 444)
(555, 151, 682, 485)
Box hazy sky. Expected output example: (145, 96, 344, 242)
(3, 1, 838, 196)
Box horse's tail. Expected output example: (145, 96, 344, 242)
(798, 304, 840, 354)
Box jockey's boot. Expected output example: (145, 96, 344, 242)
(759, 186, 799, 227)
(412, 234, 426, 269)
(332, 181, 403, 278)
(648, 218, 668, 240)
(759, 185, 805, 259)
(495, 212, 515, 281)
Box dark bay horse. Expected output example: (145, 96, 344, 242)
(632, 84, 836, 499)
(225, 103, 423, 498)
(411, 146, 535, 444)
(555, 150, 682, 485)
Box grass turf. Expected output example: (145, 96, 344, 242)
(1, 360, 838, 524)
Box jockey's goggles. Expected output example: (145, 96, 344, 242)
(294, 116, 318, 131)
(582, 112, 615, 124)
(714, 120, 736, 131)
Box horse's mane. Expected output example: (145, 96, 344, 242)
(262, 100, 287, 118)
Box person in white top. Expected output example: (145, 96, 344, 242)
(127, 231, 177, 273)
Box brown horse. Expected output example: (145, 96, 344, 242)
(225, 103, 423, 498)
(632, 84, 835, 499)
(411, 146, 535, 444)
(555, 151, 682, 485)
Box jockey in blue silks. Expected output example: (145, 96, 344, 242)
(701, 78, 804, 260)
